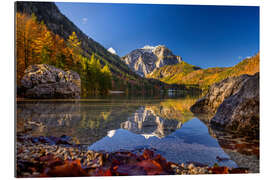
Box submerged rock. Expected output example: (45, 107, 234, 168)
(20, 64, 81, 98)
(190, 73, 259, 137)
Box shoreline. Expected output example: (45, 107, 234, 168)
(16, 134, 250, 177)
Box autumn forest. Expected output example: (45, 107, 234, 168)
(16, 13, 112, 95)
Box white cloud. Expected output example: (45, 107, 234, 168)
(107, 47, 117, 55)
(82, 17, 88, 24)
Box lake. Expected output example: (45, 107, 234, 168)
(16, 97, 259, 172)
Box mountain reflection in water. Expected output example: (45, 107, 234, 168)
(16, 97, 259, 171)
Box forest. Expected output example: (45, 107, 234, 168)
(16, 12, 114, 95)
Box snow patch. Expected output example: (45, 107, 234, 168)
(107, 47, 117, 55)
(142, 45, 156, 51)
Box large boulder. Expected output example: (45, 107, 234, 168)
(190, 73, 259, 137)
(211, 73, 259, 137)
(20, 64, 81, 98)
(190, 74, 251, 116)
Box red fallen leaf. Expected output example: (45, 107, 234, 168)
(42, 160, 88, 177)
(229, 168, 248, 174)
(152, 154, 169, 170)
(104, 168, 112, 176)
(95, 168, 112, 176)
(142, 149, 154, 160)
(112, 165, 118, 171)
(209, 166, 229, 174)
(136, 159, 166, 175)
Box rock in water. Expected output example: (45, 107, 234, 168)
(20, 64, 81, 98)
(211, 73, 259, 137)
(190, 74, 251, 116)
(190, 73, 259, 137)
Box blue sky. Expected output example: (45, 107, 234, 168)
(56, 2, 259, 68)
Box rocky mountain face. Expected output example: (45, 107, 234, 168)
(20, 64, 81, 98)
(122, 45, 182, 77)
(190, 73, 259, 138)
(120, 106, 182, 138)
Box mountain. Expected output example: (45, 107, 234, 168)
(149, 53, 259, 91)
(16, 2, 136, 77)
(120, 106, 182, 138)
(122, 45, 182, 77)
(16, 1, 168, 95)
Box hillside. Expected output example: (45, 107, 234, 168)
(16, 2, 134, 78)
(149, 53, 259, 91)
(15, 2, 175, 96)
(147, 61, 201, 81)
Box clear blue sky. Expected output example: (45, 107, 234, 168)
(56, 2, 259, 68)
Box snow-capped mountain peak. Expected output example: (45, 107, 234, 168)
(121, 45, 182, 77)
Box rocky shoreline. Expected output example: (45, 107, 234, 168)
(16, 134, 249, 177)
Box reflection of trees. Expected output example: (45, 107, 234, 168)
(17, 101, 140, 144)
(152, 98, 197, 123)
(17, 98, 197, 144)
(120, 98, 197, 138)
(16, 101, 82, 136)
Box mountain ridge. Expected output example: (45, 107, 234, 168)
(122, 45, 182, 77)
(16, 1, 182, 95)
(16, 1, 141, 80)
(149, 53, 259, 91)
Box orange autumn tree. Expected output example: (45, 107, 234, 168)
(16, 12, 112, 95)
(16, 13, 39, 84)
(16, 12, 73, 85)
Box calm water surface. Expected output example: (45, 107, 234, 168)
(17, 97, 259, 169)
